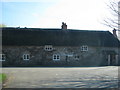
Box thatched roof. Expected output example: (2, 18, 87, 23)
(1, 27, 120, 47)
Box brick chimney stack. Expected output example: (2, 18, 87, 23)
(61, 22, 67, 30)
(113, 28, 117, 38)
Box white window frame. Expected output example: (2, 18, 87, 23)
(0, 54, 6, 61)
(53, 54, 60, 61)
(44, 45, 53, 51)
(23, 54, 30, 60)
(81, 45, 88, 51)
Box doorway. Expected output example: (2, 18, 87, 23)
(108, 54, 118, 66)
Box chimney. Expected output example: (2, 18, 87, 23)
(113, 28, 117, 38)
(61, 22, 67, 30)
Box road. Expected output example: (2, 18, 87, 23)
(2, 66, 119, 88)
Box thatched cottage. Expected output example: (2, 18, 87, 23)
(1, 23, 120, 66)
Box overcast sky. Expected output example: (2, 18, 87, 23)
(1, 0, 115, 31)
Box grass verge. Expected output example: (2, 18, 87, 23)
(0, 73, 7, 83)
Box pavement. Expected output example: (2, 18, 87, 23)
(1, 66, 119, 88)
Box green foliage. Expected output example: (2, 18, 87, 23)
(0, 24, 7, 27)
(0, 73, 6, 82)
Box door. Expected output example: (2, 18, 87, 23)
(108, 54, 116, 66)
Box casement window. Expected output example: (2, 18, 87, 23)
(44, 45, 53, 51)
(0, 54, 6, 61)
(81, 45, 88, 51)
(23, 54, 30, 60)
(53, 54, 60, 61)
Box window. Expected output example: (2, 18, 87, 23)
(23, 54, 30, 60)
(53, 54, 60, 61)
(0, 54, 5, 61)
(44, 45, 53, 51)
(81, 45, 88, 51)
(74, 55, 79, 59)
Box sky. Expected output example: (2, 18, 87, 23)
(0, 0, 116, 31)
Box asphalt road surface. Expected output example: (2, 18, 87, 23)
(2, 66, 119, 88)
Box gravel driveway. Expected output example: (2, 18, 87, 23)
(2, 66, 119, 88)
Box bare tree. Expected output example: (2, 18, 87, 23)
(103, 0, 120, 30)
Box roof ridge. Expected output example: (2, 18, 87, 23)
(1, 27, 109, 32)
